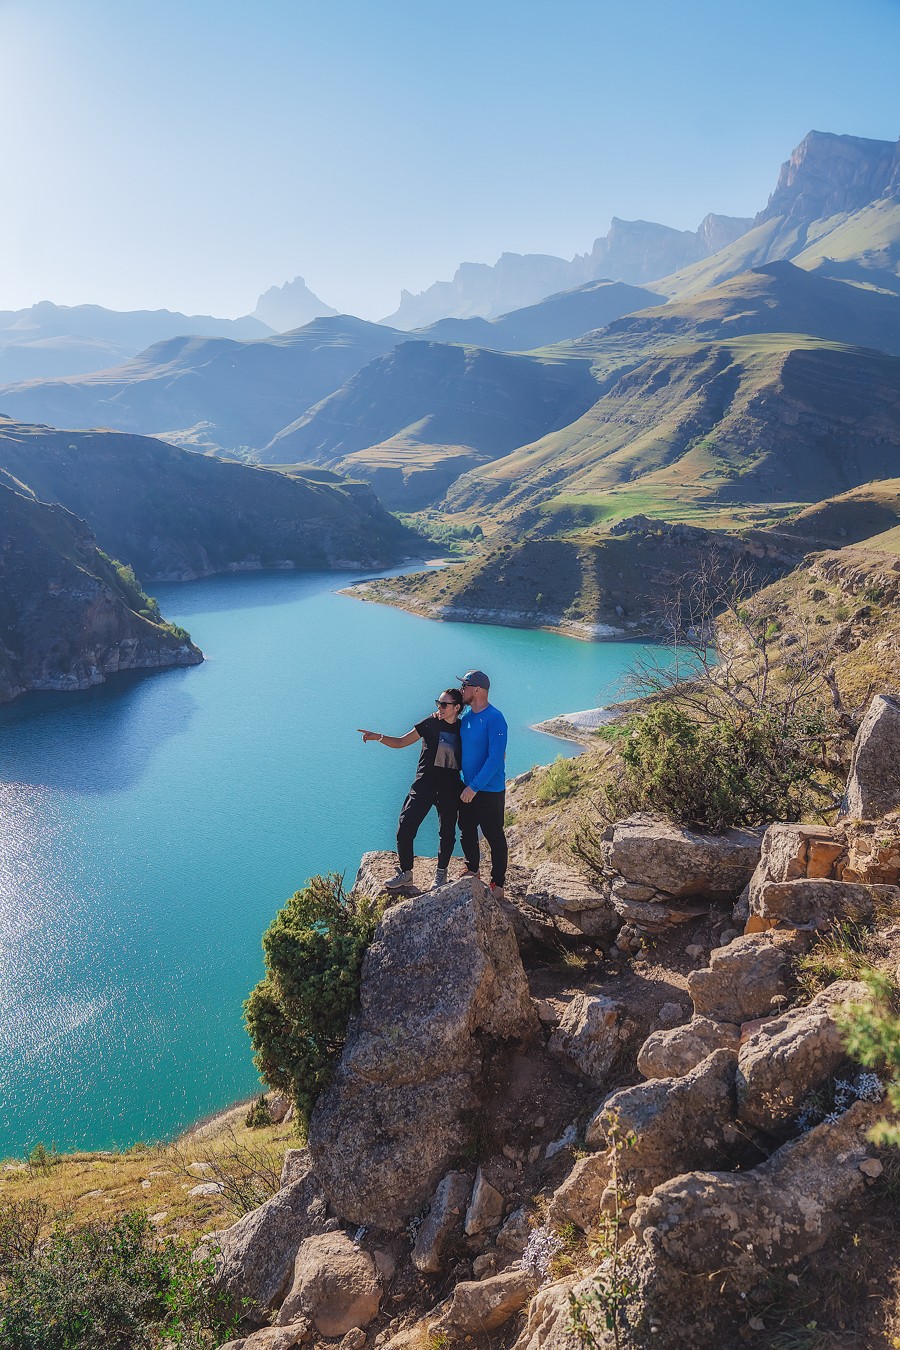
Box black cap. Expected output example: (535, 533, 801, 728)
(458, 669, 490, 690)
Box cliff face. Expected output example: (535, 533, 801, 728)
(0, 418, 414, 581)
(756, 131, 900, 228)
(0, 483, 202, 704)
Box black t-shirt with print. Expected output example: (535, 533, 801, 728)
(413, 717, 462, 787)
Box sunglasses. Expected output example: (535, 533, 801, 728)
(436, 700, 457, 707)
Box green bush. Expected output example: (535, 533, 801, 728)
(244, 874, 382, 1124)
(535, 756, 577, 805)
(0, 1209, 235, 1349)
(244, 1094, 271, 1130)
(604, 701, 833, 834)
(839, 969, 900, 1147)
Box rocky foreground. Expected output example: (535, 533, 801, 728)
(211, 696, 900, 1350)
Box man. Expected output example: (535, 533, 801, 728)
(457, 669, 508, 900)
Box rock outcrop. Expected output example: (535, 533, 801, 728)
(0, 480, 202, 704)
(275, 1232, 382, 1336)
(308, 876, 537, 1229)
(842, 693, 900, 819)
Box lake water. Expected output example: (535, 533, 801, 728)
(0, 567, 669, 1157)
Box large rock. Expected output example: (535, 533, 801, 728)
(412, 1171, 472, 1273)
(550, 1050, 736, 1225)
(429, 1268, 537, 1337)
(547, 993, 621, 1082)
(276, 1232, 381, 1335)
(748, 878, 900, 932)
(602, 815, 763, 899)
(637, 1015, 740, 1081)
(308, 877, 537, 1229)
(736, 980, 865, 1132)
(687, 932, 805, 1023)
(464, 1167, 504, 1236)
(214, 1162, 328, 1321)
(631, 1099, 880, 1279)
(842, 693, 900, 819)
(747, 823, 843, 908)
(524, 863, 619, 940)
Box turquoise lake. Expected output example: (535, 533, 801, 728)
(0, 567, 669, 1157)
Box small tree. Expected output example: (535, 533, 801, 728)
(244, 874, 382, 1124)
(839, 969, 900, 1146)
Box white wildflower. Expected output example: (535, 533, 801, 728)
(521, 1225, 563, 1281)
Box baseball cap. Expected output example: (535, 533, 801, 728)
(458, 669, 490, 690)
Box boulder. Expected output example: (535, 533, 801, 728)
(238, 1327, 311, 1350)
(509, 1273, 585, 1350)
(842, 693, 900, 819)
(687, 932, 806, 1023)
(637, 1016, 740, 1081)
(602, 815, 763, 899)
(736, 980, 866, 1132)
(631, 1099, 880, 1279)
(748, 878, 900, 932)
(411, 1171, 472, 1273)
(429, 1268, 537, 1337)
(214, 1162, 328, 1321)
(464, 1167, 505, 1236)
(496, 1206, 535, 1256)
(608, 889, 709, 931)
(550, 1050, 736, 1225)
(276, 1232, 381, 1336)
(524, 863, 619, 939)
(280, 1149, 311, 1188)
(547, 993, 621, 1083)
(308, 877, 537, 1229)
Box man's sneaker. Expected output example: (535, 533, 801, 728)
(432, 867, 448, 889)
(489, 882, 505, 901)
(384, 869, 413, 891)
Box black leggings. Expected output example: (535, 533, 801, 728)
(396, 779, 460, 872)
(458, 790, 507, 886)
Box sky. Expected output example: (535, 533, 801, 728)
(0, 0, 897, 322)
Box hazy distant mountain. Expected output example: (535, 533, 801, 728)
(381, 214, 752, 329)
(0, 317, 405, 452)
(657, 131, 900, 300)
(253, 276, 338, 331)
(0, 283, 661, 455)
(0, 300, 272, 383)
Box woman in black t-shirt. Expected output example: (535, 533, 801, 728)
(358, 688, 464, 891)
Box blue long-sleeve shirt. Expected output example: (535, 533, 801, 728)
(460, 704, 508, 793)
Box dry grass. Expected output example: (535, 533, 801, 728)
(0, 1101, 299, 1240)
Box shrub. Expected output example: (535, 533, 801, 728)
(838, 969, 900, 1147)
(244, 874, 382, 1124)
(0, 1209, 235, 1349)
(602, 700, 833, 835)
(244, 1095, 271, 1130)
(535, 756, 577, 805)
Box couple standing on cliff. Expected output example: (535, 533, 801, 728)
(358, 669, 508, 899)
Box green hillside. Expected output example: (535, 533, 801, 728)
(0, 417, 414, 581)
(262, 341, 600, 509)
(444, 336, 900, 520)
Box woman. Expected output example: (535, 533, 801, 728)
(358, 688, 464, 890)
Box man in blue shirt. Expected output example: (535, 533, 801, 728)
(457, 669, 509, 900)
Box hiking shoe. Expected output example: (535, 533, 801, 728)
(489, 882, 505, 901)
(462, 868, 480, 879)
(432, 867, 448, 889)
(384, 869, 413, 891)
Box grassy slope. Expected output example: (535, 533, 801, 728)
(443, 335, 900, 520)
(653, 196, 900, 301)
(0, 1104, 296, 1241)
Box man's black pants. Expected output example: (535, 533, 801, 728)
(459, 790, 507, 886)
(397, 781, 459, 872)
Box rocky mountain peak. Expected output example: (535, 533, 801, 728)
(253, 276, 338, 332)
(756, 129, 900, 228)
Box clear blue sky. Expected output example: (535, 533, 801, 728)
(1, 0, 897, 320)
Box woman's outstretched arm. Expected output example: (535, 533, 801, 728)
(357, 728, 420, 748)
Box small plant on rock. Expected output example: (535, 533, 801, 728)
(838, 969, 900, 1146)
(244, 873, 383, 1124)
(567, 1126, 637, 1350)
